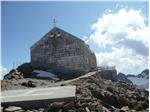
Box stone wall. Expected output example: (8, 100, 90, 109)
(31, 27, 97, 76)
(82, 43, 97, 71)
(97, 69, 117, 81)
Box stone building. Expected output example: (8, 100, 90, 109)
(30, 27, 97, 77)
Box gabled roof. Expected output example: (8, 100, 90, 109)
(31, 27, 84, 49)
(52, 27, 84, 41)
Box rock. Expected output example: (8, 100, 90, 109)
(1, 106, 3, 112)
(134, 103, 145, 111)
(28, 81, 36, 87)
(83, 97, 92, 103)
(58, 109, 63, 112)
(3, 69, 24, 81)
(5, 106, 22, 112)
(106, 86, 114, 93)
(21, 82, 27, 87)
(26, 110, 33, 112)
(121, 106, 129, 111)
(130, 110, 136, 112)
(38, 108, 44, 111)
(31, 109, 38, 112)
(17, 63, 33, 77)
(10, 69, 17, 74)
(77, 108, 86, 112)
(81, 103, 89, 108)
(68, 109, 76, 112)
(49, 102, 65, 109)
(102, 107, 111, 112)
(85, 107, 90, 112)
(88, 101, 98, 110)
(63, 102, 75, 110)
(96, 104, 103, 112)
(13, 110, 25, 112)
(21, 81, 36, 87)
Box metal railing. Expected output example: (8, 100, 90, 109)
(98, 66, 116, 71)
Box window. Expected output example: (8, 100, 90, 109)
(57, 32, 61, 37)
(50, 33, 54, 37)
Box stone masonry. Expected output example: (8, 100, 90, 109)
(30, 27, 97, 76)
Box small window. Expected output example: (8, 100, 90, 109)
(57, 32, 61, 37)
(50, 33, 54, 37)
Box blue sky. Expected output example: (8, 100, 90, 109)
(1, 1, 149, 79)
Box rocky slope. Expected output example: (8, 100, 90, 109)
(1, 69, 149, 112)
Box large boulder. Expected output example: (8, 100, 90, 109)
(17, 63, 33, 77)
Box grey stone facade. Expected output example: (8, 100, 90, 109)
(30, 27, 97, 76)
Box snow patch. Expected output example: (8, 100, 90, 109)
(127, 77, 148, 85)
(127, 77, 149, 90)
(32, 70, 57, 79)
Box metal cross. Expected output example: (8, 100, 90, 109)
(52, 19, 57, 27)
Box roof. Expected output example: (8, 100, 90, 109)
(31, 27, 84, 49)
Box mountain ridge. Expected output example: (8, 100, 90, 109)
(117, 69, 149, 90)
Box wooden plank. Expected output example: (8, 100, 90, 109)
(1, 86, 76, 108)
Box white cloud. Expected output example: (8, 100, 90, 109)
(85, 8, 149, 74)
(0, 65, 7, 79)
(95, 47, 148, 74)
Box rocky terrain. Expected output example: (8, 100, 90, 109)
(1, 66, 149, 112)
